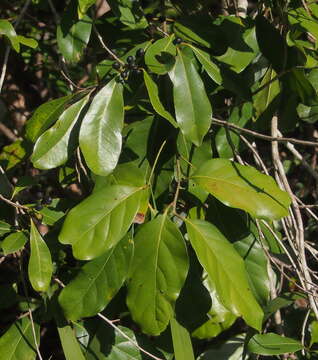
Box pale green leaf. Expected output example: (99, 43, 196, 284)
(170, 318, 195, 360)
(169, 48, 212, 146)
(28, 220, 53, 292)
(0, 19, 19, 52)
(127, 213, 189, 335)
(143, 70, 177, 127)
(59, 235, 133, 320)
(78, 0, 96, 18)
(0, 317, 39, 360)
(248, 333, 303, 355)
(16, 35, 38, 49)
(2, 232, 28, 255)
(31, 95, 89, 169)
(185, 219, 263, 331)
(79, 79, 124, 176)
(59, 184, 145, 260)
(191, 159, 291, 220)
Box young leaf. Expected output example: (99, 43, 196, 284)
(78, 0, 96, 18)
(143, 70, 178, 128)
(59, 235, 133, 321)
(0, 19, 19, 52)
(79, 79, 124, 176)
(28, 220, 53, 292)
(169, 48, 212, 146)
(185, 219, 263, 331)
(25, 94, 74, 142)
(248, 333, 303, 355)
(16, 35, 38, 49)
(57, 2, 92, 63)
(2, 231, 28, 255)
(170, 318, 195, 360)
(31, 95, 89, 170)
(127, 213, 189, 335)
(191, 159, 291, 220)
(0, 317, 40, 360)
(187, 44, 222, 85)
(59, 184, 145, 260)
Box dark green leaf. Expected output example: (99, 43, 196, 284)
(170, 318, 195, 360)
(248, 333, 303, 355)
(0, 317, 40, 360)
(26, 95, 74, 142)
(191, 159, 291, 220)
(31, 95, 89, 170)
(127, 213, 189, 335)
(169, 48, 212, 146)
(185, 219, 263, 331)
(107, 0, 148, 29)
(2, 231, 28, 255)
(59, 184, 145, 260)
(59, 235, 133, 321)
(79, 79, 124, 176)
(28, 220, 53, 292)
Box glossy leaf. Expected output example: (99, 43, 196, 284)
(187, 44, 222, 85)
(28, 220, 53, 292)
(191, 159, 291, 220)
(26, 95, 74, 142)
(0, 317, 40, 360)
(198, 335, 245, 360)
(79, 79, 124, 176)
(59, 235, 133, 321)
(2, 231, 28, 255)
(127, 213, 189, 335)
(145, 36, 176, 75)
(248, 333, 303, 355)
(0, 19, 19, 52)
(57, 2, 92, 63)
(169, 48, 212, 146)
(59, 184, 145, 260)
(31, 95, 89, 170)
(107, 0, 148, 29)
(185, 219, 263, 331)
(170, 318, 195, 360)
(16, 35, 38, 49)
(143, 70, 177, 128)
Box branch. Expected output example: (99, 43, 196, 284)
(212, 118, 318, 147)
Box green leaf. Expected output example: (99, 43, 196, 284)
(57, 2, 92, 63)
(0, 317, 40, 360)
(28, 220, 53, 292)
(310, 321, 318, 347)
(191, 159, 291, 220)
(187, 44, 222, 85)
(185, 219, 263, 331)
(31, 95, 89, 170)
(253, 67, 280, 119)
(248, 333, 303, 355)
(145, 36, 176, 75)
(143, 70, 177, 128)
(59, 184, 145, 260)
(107, 0, 148, 29)
(198, 335, 244, 360)
(16, 35, 38, 49)
(169, 48, 212, 146)
(59, 235, 133, 321)
(78, 0, 96, 18)
(0, 220, 11, 236)
(127, 213, 189, 335)
(0, 140, 31, 170)
(2, 231, 28, 255)
(0, 19, 19, 52)
(79, 79, 124, 176)
(26, 95, 74, 142)
(57, 324, 85, 360)
(170, 318, 195, 360)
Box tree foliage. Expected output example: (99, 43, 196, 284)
(0, 0, 318, 359)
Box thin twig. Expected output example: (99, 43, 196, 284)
(0, 194, 30, 212)
(0, 122, 18, 141)
(212, 118, 318, 147)
(97, 313, 163, 360)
